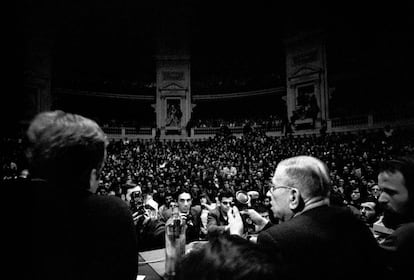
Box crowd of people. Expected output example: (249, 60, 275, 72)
(98, 125, 413, 218)
(191, 115, 283, 130)
(3, 110, 414, 280)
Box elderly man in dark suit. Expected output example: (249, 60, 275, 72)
(229, 155, 387, 280)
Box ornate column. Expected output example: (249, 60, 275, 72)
(284, 30, 329, 128)
(155, 55, 192, 136)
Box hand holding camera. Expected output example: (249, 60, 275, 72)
(180, 212, 194, 227)
(240, 209, 269, 232)
(227, 206, 244, 236)
(234, 191, 256, 234)
(229, 191, 270, 236)
(133, 205, 157, 226)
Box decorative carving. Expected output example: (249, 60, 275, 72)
(291, 66, 321, 78)
(292, 50, 318, 66)
(162, 71, 185, 81)
(161, 82, 185, 90)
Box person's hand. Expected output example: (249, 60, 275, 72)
(179, 212, 187, 220)
(180, 212, 194, 226)
(133, 211, 150, 226)
(241, 209, 269, 232)
(227, 206, 244, 236)
(148, 208, 158, 221)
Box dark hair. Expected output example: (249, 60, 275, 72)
(26, 110, 108, 189)
(379, 156, 414, 201)
(175, 188, 192, 200)
(176, 235, 285, 280)
(218, 189, 234, 201)
(199, 192, 213, 204)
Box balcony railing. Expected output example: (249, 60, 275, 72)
(101, 114, 414, 140)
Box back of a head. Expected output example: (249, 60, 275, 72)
(26, 110, 108, 190)
(276, 155, 331, 199)
(176, 235, 285, 280)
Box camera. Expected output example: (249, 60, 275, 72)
(137, 205, 146, 216)
(234, 190, 251, 211)
(234, 191, 255, 233)
(134, 204, 156, 225)
(185, 213, 194, 227)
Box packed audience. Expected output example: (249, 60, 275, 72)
(4, 125, 413, 235)
(5, 113, 414, 279)
(192, 115, 283, 130)
(100, 126, 412, 203)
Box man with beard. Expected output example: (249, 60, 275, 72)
(377, 156, 414, 277)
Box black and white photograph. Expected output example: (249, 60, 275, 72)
(9, 0, 414, 279)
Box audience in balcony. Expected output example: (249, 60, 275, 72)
(192, 115, 283, 130)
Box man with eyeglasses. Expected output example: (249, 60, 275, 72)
(228, 155, 386, 280)
(207, 190, 234, 238)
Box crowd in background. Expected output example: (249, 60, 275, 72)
(100, 126, 412, 205)
(192, 115, 283, 130)
(3, 124, 414, 238)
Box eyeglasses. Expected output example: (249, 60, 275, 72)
(221, 201, 232, 205)
(269, 185, 294, 193)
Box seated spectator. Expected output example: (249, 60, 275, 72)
(359, 199, 381, 227)
(133, 188, 165, 252)
(329, 183, 347, 207)
(368, 184, 382, 202)
(158, 191, 174, 222)
(176, 234, 285, 280)
(199, 193, 216, 240)
(345, 185, 365, 216)
(162, 189, 202, 243)
(207, 190, 234, 238)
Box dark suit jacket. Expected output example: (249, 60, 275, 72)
(161, 206, 202, 243)
(258, 205, 387, 280)
(26, 179, 138, 280)
(137, 218, 165, 251)
(380, 222, 414, 278)
(186, 206, 202, 242)
(207, 206, 229, 237)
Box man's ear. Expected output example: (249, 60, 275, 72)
(289, 188, 304, 212)
(89, 168, 99, 193)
